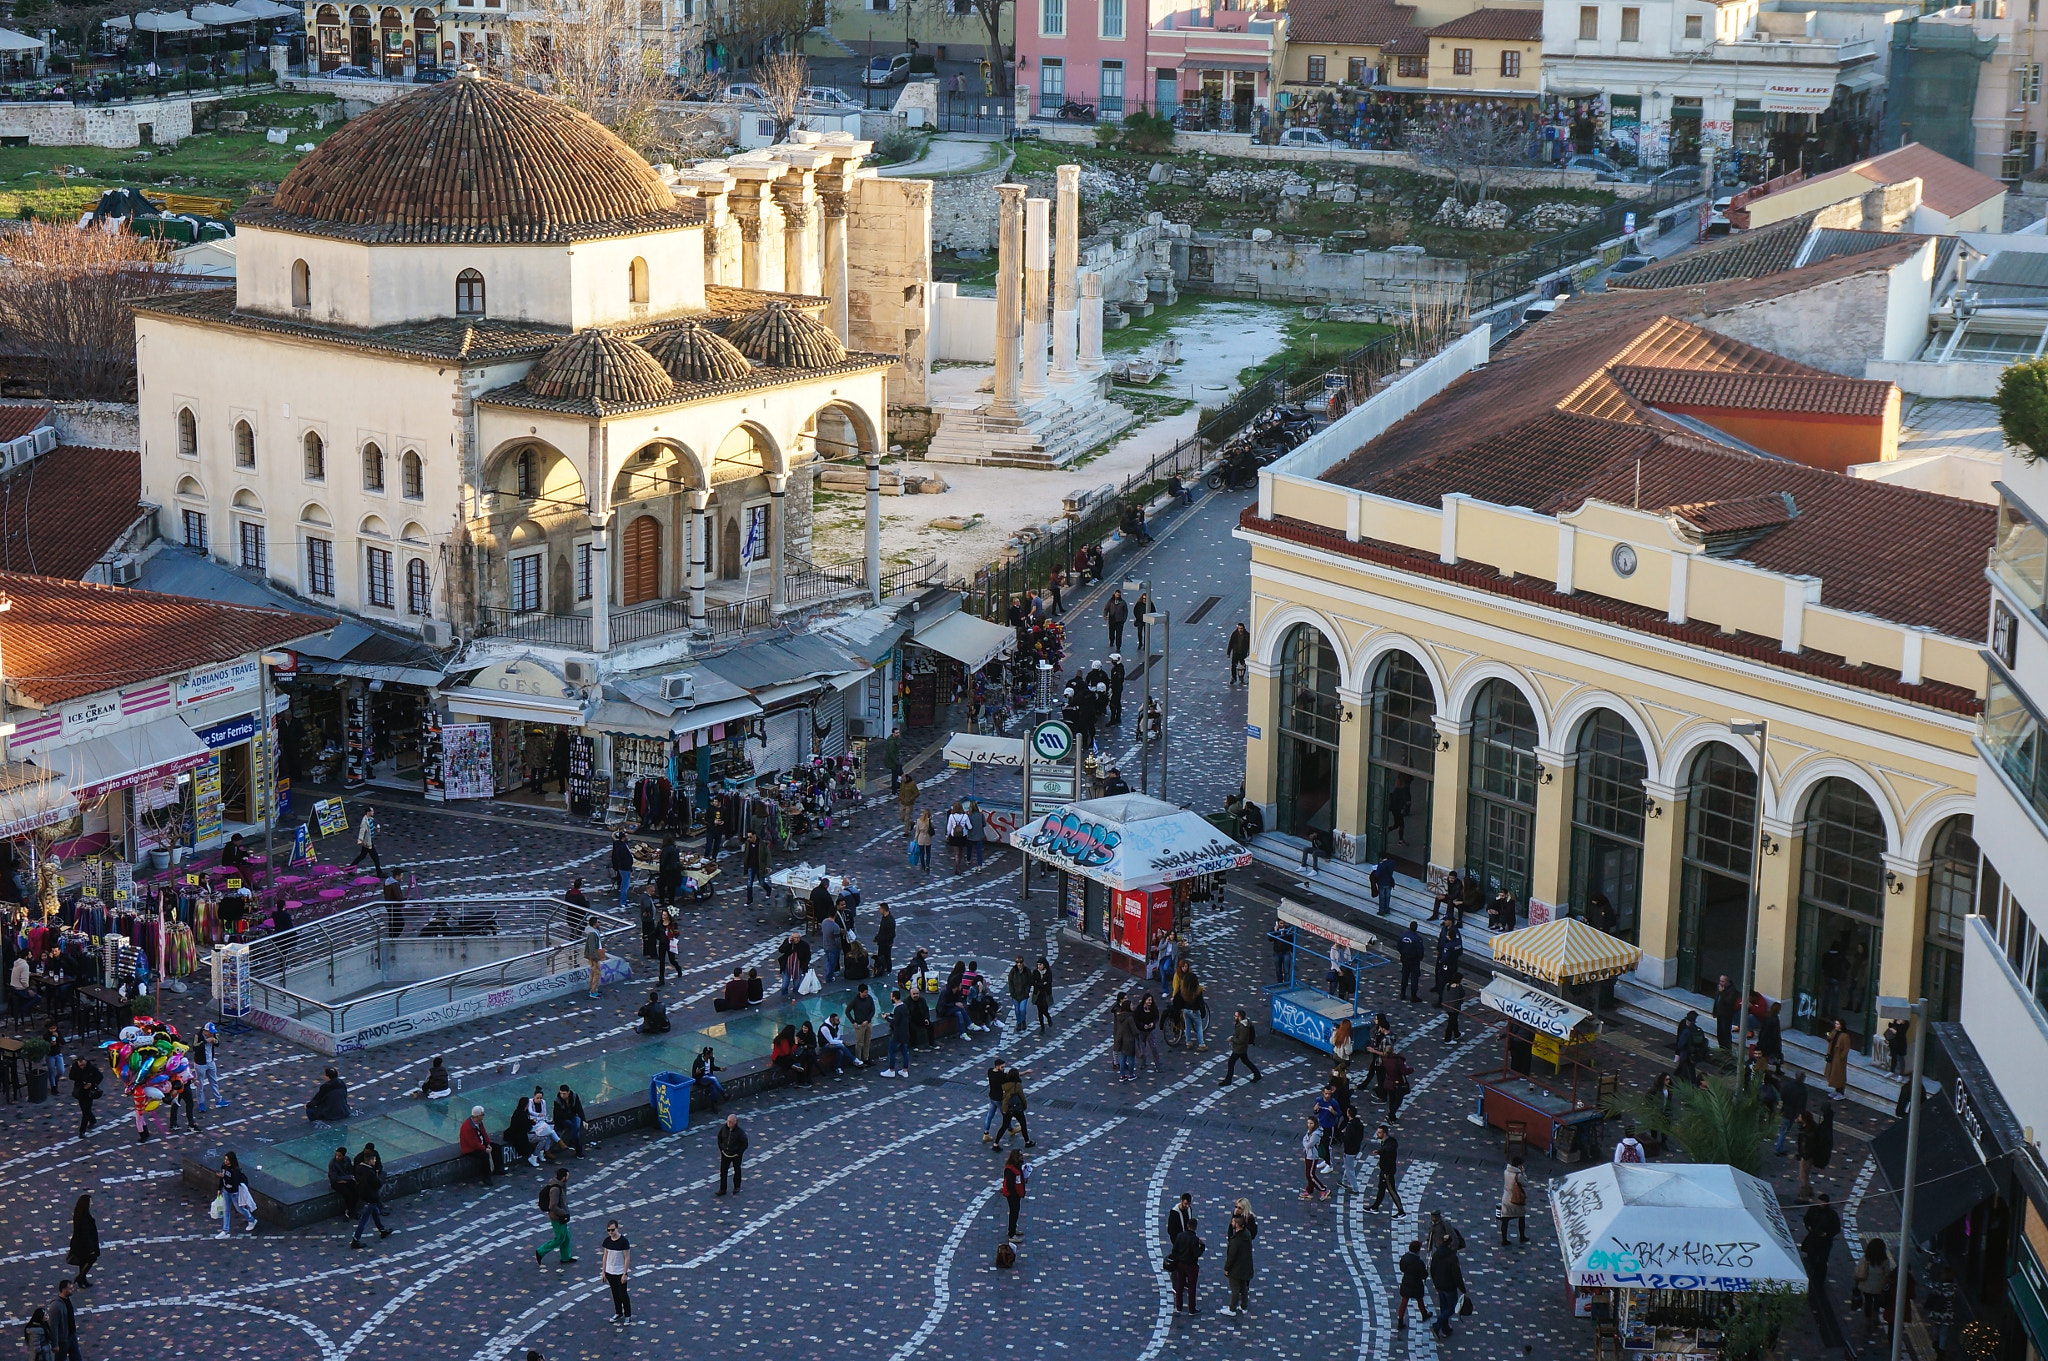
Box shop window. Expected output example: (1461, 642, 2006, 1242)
(1041, 57, 1063, 97)
(1101, 0, 1123, 40)
(1620, 6, 1639, 39)
(1452, 47, 1473, 75)
(177, 407, 197, 457)
(406, 557, 431, 616)
(455, 268, 485, 317)
(1100, 60, 1123, 112)
(182, 508, 207, 552)
(306, 535, 335, 597)
(234, 419, 255, 468)
(364, 545, 393, 608)
(402, 450, 424, 500)
(1684, 13, 1702, 37)
(511, 552, 543, 612)
(304, 431, 325, 481)
(1041, 0, 1062, 36)
(1307, 55, 1326, 82)
(239, 520, 265, 571)
(629, 257, 650, 305)
(1579, 4, 1597, 38)
(1500, 50, 1521, 77)
(363, 441, 385, 492)
(291, 258, 310, 309)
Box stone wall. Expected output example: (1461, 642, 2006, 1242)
(0, 97, 193, 149)
(1192, 236, 1467, 306)
(846, 174, 934, 407)
(925, 165, 1007, 251)
(52, 400, 139, 450)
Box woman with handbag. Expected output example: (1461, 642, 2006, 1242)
(216, 1151, 257, 1236)
(1498, 1157, 1529, 1246)
(1001, 1150, 1028, 1240)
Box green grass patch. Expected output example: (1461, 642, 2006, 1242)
(1102, 295, 1208, 352)
(0, 118, 342, 213)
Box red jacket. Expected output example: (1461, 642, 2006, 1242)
(459, 1117, 494, 1155)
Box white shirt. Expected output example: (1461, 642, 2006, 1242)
(601, 1234, 630, 1276)
(1614, 1138, 1645, 1164)
(8, 957, 26, 991)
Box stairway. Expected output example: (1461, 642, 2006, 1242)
(923, 373, 1139, 469)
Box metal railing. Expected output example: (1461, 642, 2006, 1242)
(1466, 178, 1700, 313)
(475, 605, 593, 651)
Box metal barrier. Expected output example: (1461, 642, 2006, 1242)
(474, 605, 593, 651)
(1465, 180, 1699, 313)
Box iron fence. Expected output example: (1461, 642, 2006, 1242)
(475, 605, 592, 651)
(1466, 179, 1699, 313)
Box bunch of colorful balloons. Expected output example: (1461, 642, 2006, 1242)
(101, 1017, 192, 1136)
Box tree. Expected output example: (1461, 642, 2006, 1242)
(1608, 1075, 1773, 1175)
(1999, 357, 2048, 463)
(0, 223, 178, 401)
(757, 50, 808, 144)
(718, 0, 816, 65)
(1404, 103, 1535, 205)
(909, 0, 1009, 94)
(506, 0, 723, 162)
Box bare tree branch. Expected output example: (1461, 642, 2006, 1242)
(0, 223, 178, 401)
(717, 0, 816, 65)
(757, 51, 808, 144)
(504, 0, 724, 162)
(1404, 104, 1534, 204)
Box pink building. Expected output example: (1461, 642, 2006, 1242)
(1016, 0, 1279, 129)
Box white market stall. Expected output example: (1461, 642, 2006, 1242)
(940, 733, 1024, 843)
(1016, 793, 1248, 969)
(1551, 1162, 1808, 1355)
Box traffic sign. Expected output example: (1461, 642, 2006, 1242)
(1030, 721, 1074, 763)
(1031, 777, 1077, 799)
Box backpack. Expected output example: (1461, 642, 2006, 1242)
(995, 1241, 1017, 1269)
(537, 1183, 554, 1214)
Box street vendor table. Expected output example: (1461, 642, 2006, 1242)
(76, 985, 128, 1037)
(1478, 1074, 1604, 1159)
(767, 865, 853, 930)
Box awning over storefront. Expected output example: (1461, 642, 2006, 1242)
(1491, 917, 1641, 984)
(943, 733, 1024, 768)
(1480, 975, 1594, 1038)
(673, 696, 764, 738)
(1179, 58, 1268, 73)
(292, 619, 448, 689)
(1278, 897, 1376, 954)
(1872, 1089, 1999, 1242)
(912, 610, 1015, 672)
(1759, 80, 1835, 113)
(1551, 1163, 1806, 1291)
(53, 717, 212, 801)
(1837, 65, 1885, 94)
(1014, 793, 1250, 889)
(0, 762, 72, 839)
(441, 687, 590, 725)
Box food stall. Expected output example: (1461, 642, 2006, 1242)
(939, 733, 1025, 844)
(1551, 1161, 1809, 1356)
(1264, 897, 1381, 1055)
(1016, 793, 1249, 974)
(1470, 917, 1641, 1159)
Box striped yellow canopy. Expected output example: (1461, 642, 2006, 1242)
(1489, 917, 1642, 985)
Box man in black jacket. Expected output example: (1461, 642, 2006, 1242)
(873, 904, 896, 977)
(1712, 975, 1740, 1051)
(1169, 1224, 1204, 1315)
(327, 1146, 357, 1221)
(716, 1114, 747, 1195)
(1336, 1110, 1367, 1192)
(552, 1084, 587, 1158)
(306, 1067, 349, 1122)
(1396, 926, 1424, 1003)
(635, 990, 669, 1035)
(1801, 1192, 1841, 1288)
(1367, 1125, 1404, 1213)
(610, 828, 634, 912)
(348, 1147, 391, 1249)
(1429, 1240, 1465, 1338)
(48, 1280, 78, 1361)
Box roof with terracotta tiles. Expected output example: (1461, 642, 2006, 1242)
(725, 301, 848, 368)
(523, 329, 676, 407)
(1610, 366, 1894, 417)
(0, 404, 52, 443)
(1285, 0, 1418, 47)
(1612, 212, 1820, 290)
(1663, 492, 1797, 536)
(1383, 28, 1432, 53)
(243, 71, 701, 245)
(1422, 7, 1543, 40)
(0, 445, 141, 581)
(640, 320, 753, 385)
(0, 571, 333, 707)
(1794, 141, 2006, 218)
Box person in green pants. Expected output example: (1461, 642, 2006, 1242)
(534, 1168, 575, 1265)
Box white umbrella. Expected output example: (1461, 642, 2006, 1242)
(189, 3, 257, 23)
(1550, 1162, 1807, 1292)
(230, 0, 298, 15)
(1012, 793, 1251, 889)
(106, 11, 207, 31)
(0, 28, 44, 50)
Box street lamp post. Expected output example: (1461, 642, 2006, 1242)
(1146, 611, 1170, 800)
(1878, 994, 1928, 1361)
(1729, 718, 1769, 1079)
(257, 652, 291, 910)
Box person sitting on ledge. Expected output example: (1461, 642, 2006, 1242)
(771, 1025, 813, 1085)
(745, 967, 765, 1005)
(419, 1057, 451, 1101)
(713, 968, 749, 1013)
(305, 1067, 350, 1122)
(691, 1046, 726, 1108)
(636, 989, 670, 1035)
(459, 1105, 503, 1178)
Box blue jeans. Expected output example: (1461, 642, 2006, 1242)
(616, 869, 631, 911)
(1014, 997, 1028, 1028)
(1376, 883, 1392, 914)
(47, 1054, 64, 1087)
(781, 969, 799, 1000)
(696, 1074, 726, 1104)
(746, 868, 764, 903)
(1186, 1010, 1206, 1046)
(353, 1200, 385, 1241)
(195, 1060, 224, 1106)
(1117, 1051, 1135, 1078)
(887, 1035, 910, 1071)
(945, 1003, 969, 1037)
(985, 1101, 1004, 1135)
(1774, 1116, 1795, 1154)
(560, 1115, 584, 1155)
(823, 947, 840, 983)
(971, 839, 986, 865)
(224, 1190, 256, 1231)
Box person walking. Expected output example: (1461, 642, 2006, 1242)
(1801, 1193, 1841, 1291)
(1367, 1123, 1404, 1212)
(1224, 1210, 1255, 1317)
(994, 1068, 1033, 1150)
(348, 808, 382, 874)
(601, 1220, 632, 1326)
(534, 1168, 574, 1264)
(656, 836, 683, 915)
(1219, 1007, 1262, 1085)
(1169, 1217, 1204, 1315)
(966, 801, 988, 866)
(914, 809, 935, 873)
(65, 1194, 98, 1290)
(819, 908, 844, 984)
(716, 1114, 747, 1195)
(1335, 1108, 1366, 1192)
(1396, 1241, 1431, 1330)
(608, 828, 634, 912)
(47, 1280, 79, 1361)
(1031, 957, 1054, 1032)
(896, 773, 919, 833)
(873, 903, 896, 977)
(1300, 1117, 1329, 1202)
(68, 1054, 100, 1139)
(1103, 589, 1128, 653)
(882, 990, 913, 1077)
(1226, 623, 1250, 686)
(1775, 1067, 1809, 1154)
(1853, 1239, 1894, 1330)
(1499, 1156, 1530, 1245)
(1379, 1047, 1413, 1124)
(191, 1022, 226, 1108)
(1795, 1105, 1835, 1202)
(1135, 992, 1164, 1074)
(1396, 925, 1424, 1004)
(582, 918, 605, 999)
(1824, 1018, 1852, 1097)
(850, 984, 876, 1066)
(702, 800, 725, 862)
(217, 1151, 257, 1236)
(1442, 976, 1466, 1042)
(349, 1145, 391, 1249)
(946, 803, 969, 873)
(741, 832, 769, 905)
(1001, 1149, 1027, 1240)
(1428, 1238, 1466, 1339)
(655, 918, 682, 986)
(1005, 957, 1032, 1032)
(981, 1059, 1010, 1144)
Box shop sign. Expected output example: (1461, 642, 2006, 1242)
(178, 657, 260, 709)
(193, 754, 223, 846)
(194, 713, 259, 750)
(313, 797, 350, 837)
(1954, 1075, 1991, 1161)
(61, 694, 124, 740)
(1760, 80, 1833, 113)
(469, 661, 576, 701)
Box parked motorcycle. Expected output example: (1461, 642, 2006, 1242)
(1058, 100, 1097, 122)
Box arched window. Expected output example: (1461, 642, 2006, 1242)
(455, 268, 485, 317)
(401, 450, 424, 500)
(1465, 678, 1538, 902)
(1679, 742, 1757, 995)
(177, 407, 197, 457)
(629, 256, 650, 305)
(406, 557, 431, 616)
(1795, 777, 1888, 1050)
(303, 431, 325, 481)
(1365, 651, 1435, 866)
(1275, 623, 1340, 840)
(1924, 815, 1977, 1023)
(516, 448, 535, 498)
(234, 419, 255, 468)
(363, 442, 385, 492)
(1570, 711, 1648, 941)
(290, 259, 310, 309)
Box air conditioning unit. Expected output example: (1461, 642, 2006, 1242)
(848, 716, 876, 739)
(109, 557, 141, 586)
(660, 671, 695, 703)
(419, 619, 454, 649)
(30, 425, 55, 455)
(564, 658, 598, 686)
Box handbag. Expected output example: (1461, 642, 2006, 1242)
(1458, 1293, 1475, 1316)
(209, 1194, 226, 1220)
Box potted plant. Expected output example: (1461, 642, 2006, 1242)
(20, 1037, 48, 1102)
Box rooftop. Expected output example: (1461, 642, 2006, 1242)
(1283, 0, 1417, 46)
(0, 444, 141, 580)
(1422, 7, 1544, 40)
(1794, 142, 2006, 218)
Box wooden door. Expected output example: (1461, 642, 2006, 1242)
(623, 515, 661, 606)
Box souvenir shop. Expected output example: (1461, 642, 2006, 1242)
(276, 673, 372, 792)
(903, 609, 1017, 732)
(438, 659, 591, 808)
(1538, 92, 1608, 160)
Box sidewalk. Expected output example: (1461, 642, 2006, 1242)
(875, 133, 1009, 177)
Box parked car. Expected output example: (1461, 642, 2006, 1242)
(1608, 255, 1654, 276)
(804, 85, 860, 108)
(1521, 295, 1569, 325)
(1562, 153, 1626, 181)
(1652, 164, 1703, 187)
(325, 65, 375, 80)
(861, 53, 912, 87)
(1705, 193, 1737, 236)
(722, 82, 767, 102)
(412, 66, 451, 83)
(1277, 127, 1332, 148)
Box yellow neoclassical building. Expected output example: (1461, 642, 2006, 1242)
(1237, 304, 1992, 1058)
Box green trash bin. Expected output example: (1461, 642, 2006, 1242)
(649, 1071, 693, 1133)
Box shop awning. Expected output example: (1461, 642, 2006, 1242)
(54, 718, 212, 801)
(1551, 1163, 1807, 1291)
(106, 11, 207, 31)
(440, 687, 589, 725)
(943, 733, 1025, 768)
(1872, 1090, 1999, 1242)
(1179, 58, 1268, 72)
(231, 0, 298, 16)
(1479, 974, 1593, 1038)
(0, 28, 43, 50)
(912, 610, 1015, 671)
(1491, 917, 1641, 984)
(673, 696, 764, 738)
(1837, 64, 1885, 94)
(1759, 80, 1835, 114)
(586, 699, 677, 740)
(1278, 897, 1376, 954)
(1013, 793, 1250, 889)
(0, 763, 72, 839)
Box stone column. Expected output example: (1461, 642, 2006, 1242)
(588, 519, 610, 652)
(1022, 196, 1049, 402)
(1528, 747, 1576, 921)
(1052, 164, 1081, 382)
(688, 489, 711, 635)
(1078, 270, 1105, 372)
(768, 472, 788, 611)
(780, 199, 817, 296)
(1427, 717, 1472, 890)
(821, 188, 850, 340)
(728, 164, 782, 294)
(677, 166, 734, 288)
(1635, 780, 1687, 989)
(992, 182, 1025, 417)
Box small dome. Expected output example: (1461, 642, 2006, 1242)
(640, 320, 753, 385)
(725, 301, 848, 369)
(524, 329, 675, 406)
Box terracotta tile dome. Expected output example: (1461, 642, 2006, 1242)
(724, 301, 849, 369)
(639, 320, 754, 385)
(256, 70, 696, 244)
(524, 329, 676, 406)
